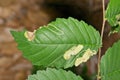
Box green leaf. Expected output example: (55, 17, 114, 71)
(101, 40, 120, 80)
(28, 68, 83, 80)
(11, 17, 101, 68)
(106, 0, 120, 33)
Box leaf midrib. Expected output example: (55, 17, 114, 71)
(30, 43, 100, 47)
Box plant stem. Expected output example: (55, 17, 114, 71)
(97, 0, 106, 80)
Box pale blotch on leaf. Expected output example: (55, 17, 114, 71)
(116, 14, 120, 25)
(63, 45, 84, 60)
(116, 14, 120, 21)
(24, 30, 36, 41)
(75, 48, 97, 66)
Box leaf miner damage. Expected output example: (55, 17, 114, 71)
(24, 30, 36, 41)
(63, 45, 84, 60)
(75, 48, 96, 66)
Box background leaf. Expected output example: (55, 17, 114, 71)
(101, 40, 120, 80)
(106, 0, 120, 33)
(11, 17, 101, 68)
(28, 68, 83, 80)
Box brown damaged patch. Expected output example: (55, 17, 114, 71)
(24, 30, 36, 41)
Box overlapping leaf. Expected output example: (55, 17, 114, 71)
(28, 68, 83, 80)
(106, 0, 120, 33)
(11, 17, 101, 68)
(101, 40, 120, 80)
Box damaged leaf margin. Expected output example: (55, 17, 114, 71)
(24, 30, 36, 41)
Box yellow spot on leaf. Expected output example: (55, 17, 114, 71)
(75, 48, 96, 66)
(24, 30, 36, 41)
(63, 45, 84, 60)
(116, 14, 120, 21)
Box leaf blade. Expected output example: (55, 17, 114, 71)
(11, 17, 101, 68)
(28, 68, 83, 80)
(106, 0, 120, 33)
(101, 40, 120, 80)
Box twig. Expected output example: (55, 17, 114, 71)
(97, 0, 106, 80)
